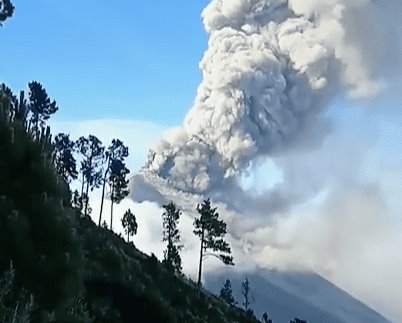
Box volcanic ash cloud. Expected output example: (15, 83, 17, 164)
(134, 0, 401, 199)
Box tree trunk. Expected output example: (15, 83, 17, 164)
(127, 231, 129, 243)
(98, 160, 109, 226)
(80, 172, 85, 212)
(84, 178, 90, 217)
(110, 182, 114, 231)
(197, 229, 205, 286)
(35, 116, 39, 140)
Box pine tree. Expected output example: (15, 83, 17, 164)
(241, 278, 254, 315)
(53, 133, 78, 184)
(98, 139, 128, 226)
(262, 312, 273, 323)
(76, 135, 104, 217)
(219, 279, 236, 306)
(121, 209, 137, 243)
(109, 159, 129, 230)
(193, 199, 233, 285)
(0, 84, 29, 129)
(27, 81, 58, 139)
(161, 202, 183, 272)
(0, 0, 14, 25)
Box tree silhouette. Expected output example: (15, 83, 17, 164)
(193, 199, 233, 285)
(1, 84, 30, 129)
(0, 84, 16, 121)
(101, 220, 108, 229)
(262, 312, 273, 323)
(241, 278, 254, 315)
(109, 159, 129, 230)
(0, 0, 14, 25)
(53, 133, 78, 184)
(27, 81, 58, 139)
(290, 319, 307, 323)
(219, 279, 236, 306)
(121, 209, 137, 243)
(161, 202, 183, 272)
(99, 139, 128, 226)
(76, 135, 104, 217)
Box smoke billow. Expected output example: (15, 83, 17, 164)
(134, 0, 401, 199)
(129, 1, 402, 319)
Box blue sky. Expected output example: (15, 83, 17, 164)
(0, 0, 208, 124)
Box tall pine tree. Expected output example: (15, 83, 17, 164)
(52, 133, 78, 184)
(219, 279, 236, 306)
(109, 159, 129, 230)
(241, 277, 254, 316)
(161, 202, 183, 272)
(98, 139, 128, 226)
(121, 209, 137, 243)
(193, 199, 233, 285)
(76, 135, 104, 217)
(27, 81, 58, 139)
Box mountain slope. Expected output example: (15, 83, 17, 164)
(0, 95, 259, 322)
(205, 269, 392, 323)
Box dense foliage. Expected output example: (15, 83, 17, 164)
(0, 93, 259, 322)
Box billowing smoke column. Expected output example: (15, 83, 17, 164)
(139, 0, 400, 196)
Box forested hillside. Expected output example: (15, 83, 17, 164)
(0, 89, 260, 322)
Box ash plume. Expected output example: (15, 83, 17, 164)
(135, 0, 401, 199)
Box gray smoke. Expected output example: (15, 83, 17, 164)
(128, 2, 402, 319)
(137, 0, 401, 198)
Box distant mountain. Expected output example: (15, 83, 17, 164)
(132, 171, 393, 323)
(205, 268, 392, 323)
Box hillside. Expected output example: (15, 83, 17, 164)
(0, 95, 258, 322)
(205, 269, 392, 323)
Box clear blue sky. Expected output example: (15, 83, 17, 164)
(0, 0, 209, 124)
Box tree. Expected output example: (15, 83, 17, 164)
(98, 139, 128, 226)
(101, 220, 108, 229)
(109, 158, 129, 230)
(53, 133, 78, 183)
(121, 209, 137, 243)
(27, 81, 58, 139)
(76, 135, 104, 217)
(262, 312, 273, 323)
(193, 199, 233, 286)
(290, 319, 307, 323)
(219, 279, 236, 306)
(241, 278, 254, 315)
(161, 202, 183, 271)
(71, 189, 83, 212)
(0, 0, 14, 25)
(0, 84, 29, 128)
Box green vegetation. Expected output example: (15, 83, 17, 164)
(162, 202, 183, 272)
(194, 198, 234, 285)
(0, 0, 14, 25)
(121, 209, 137, 243)
(0, 87, 259, 322)
(219, 279, 237, 307)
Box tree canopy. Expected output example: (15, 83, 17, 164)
(194, 198, 234, 285)
(0, 0, 14, 25)
(161, 202, 183, 272)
